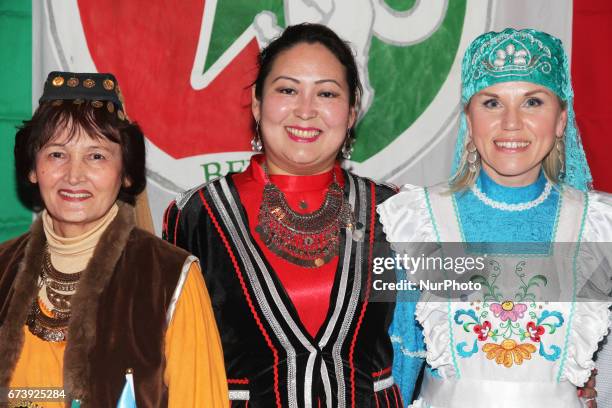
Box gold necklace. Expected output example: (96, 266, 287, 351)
(27, 247, 82, 342)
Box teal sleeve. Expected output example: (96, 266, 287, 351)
(389, 268, 426, 405)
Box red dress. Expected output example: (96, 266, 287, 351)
(232, 155, 343, 337)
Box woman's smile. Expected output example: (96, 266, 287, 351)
(252, 42, 356, 175)
(467, 81, 567, 186)
(30, 128, 124, 237)
(58, 188, 94, 201)
(285, 125, 322, 143)
(492, 138, 531, 152)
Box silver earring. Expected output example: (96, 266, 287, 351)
(341, 131, 354, 160)
(466, 139, 480, 173)
(251, 121, 263, 152)
(555, 137, 565, 177)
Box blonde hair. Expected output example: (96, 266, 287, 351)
(449, 100, 567, 192)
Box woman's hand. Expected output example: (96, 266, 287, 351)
(578, 368, 597, 408)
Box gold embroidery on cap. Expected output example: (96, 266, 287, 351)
(103, 79, 115, 91)
(115, 86, 126, 108)
(92, 100, 103, 108)
(67, 77, 79, 87)
(51, 100, 63, 106)
(83, 79, 95, 88)
(117, 110, 125, 121)
(51, 76, 64, 87)
(73, 99, 84, 105)
(107, 101, 115, 113)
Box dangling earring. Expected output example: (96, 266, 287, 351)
(555, 137, 565, 178)
(466, 139, 480, 173)
(341, 130, 354, 160)
(251, 120, 263, 152)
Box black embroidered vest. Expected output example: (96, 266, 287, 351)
(164, 172, 403, 408)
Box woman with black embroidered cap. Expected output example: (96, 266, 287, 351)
(163, 23, 415, 407)
(0, 72, 227, 407)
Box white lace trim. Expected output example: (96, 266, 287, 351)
(376, 183, 436, 247)
(559, 301, 612, 386)
(415, 300, 455, 378)
(471, 180, 552, 212)
(391, 334, 427, 358)
(399, 348, 427, 358)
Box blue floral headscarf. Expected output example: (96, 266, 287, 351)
(451, 28, 592, 191)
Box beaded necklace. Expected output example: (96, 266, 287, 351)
(471, 180, 553, 212)
(27, 247, 81, 342)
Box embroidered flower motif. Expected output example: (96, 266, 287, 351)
(493, 43, 529, 67)
(490, 301, 527, 322)
(473, 320, 492, 341)
(483, 339, 536, 368)
(526, 321, 546, 342)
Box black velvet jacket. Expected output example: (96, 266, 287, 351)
(164, 171, 403, 408)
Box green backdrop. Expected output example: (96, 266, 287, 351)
(0, 0, 32, 242)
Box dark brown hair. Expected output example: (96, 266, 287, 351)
(254, 23, 362, 110)
(14, 101, 146, 207)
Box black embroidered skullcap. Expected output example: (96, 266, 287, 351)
(40, 71, 128, 121)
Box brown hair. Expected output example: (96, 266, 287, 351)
(14, 100, 146, 207)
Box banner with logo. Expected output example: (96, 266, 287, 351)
(1, 0, 609, 241)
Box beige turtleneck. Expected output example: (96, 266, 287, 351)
(42, 203, 119, 272)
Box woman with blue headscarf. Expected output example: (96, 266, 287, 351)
(378, 29, 612, 407)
